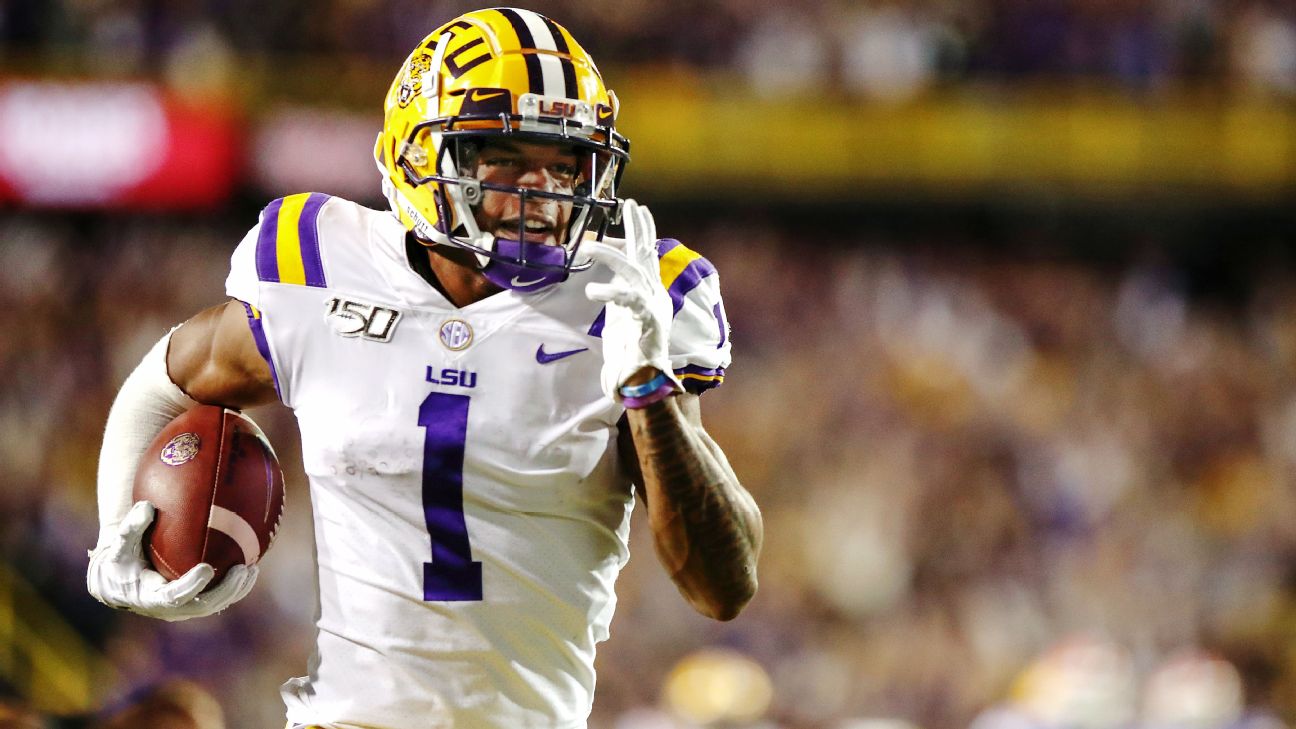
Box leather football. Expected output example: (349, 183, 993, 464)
(133, 405, 285, 586)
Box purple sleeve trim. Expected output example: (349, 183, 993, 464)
(682, 379, 723, 395)
(675, 364, 726, 378)
(255, 198, 284, 283)
(239, 301, 282, 401)
(587, 307, 606, 338)
(655, 238, 682, 257)
(674, 364, 726, 395)
(298, 192, 329, 288)
(666, 256, 717, 315)
(713, 301, 727, 348)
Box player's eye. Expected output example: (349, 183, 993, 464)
(550, 162, 578, 183)
(482, 156, 520, 169)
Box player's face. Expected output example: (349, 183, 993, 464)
(471, 139, 581, 248)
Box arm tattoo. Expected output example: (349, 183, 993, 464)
(628, 396, 760, 615)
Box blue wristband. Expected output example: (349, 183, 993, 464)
(620, 371, 669, 399)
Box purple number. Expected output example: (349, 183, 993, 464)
(418, 392, 483, 601)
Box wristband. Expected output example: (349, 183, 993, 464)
(620, 372, 669, 399)
(621, 372, 676, 409)
(622, 381, 675, 409)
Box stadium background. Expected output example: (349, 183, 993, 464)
(3, 0, 1296, 727)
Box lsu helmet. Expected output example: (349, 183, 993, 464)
(375, 7, 629, 292)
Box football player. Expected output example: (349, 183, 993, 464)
(86, 7, 762, 729)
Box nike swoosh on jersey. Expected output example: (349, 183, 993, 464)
(511, 274, 546, 287)
(536, 345, 588, 364)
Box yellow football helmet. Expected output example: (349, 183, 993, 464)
(374, 7, 629, 291)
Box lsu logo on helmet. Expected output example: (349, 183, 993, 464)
(397, 53, 435, 108)
(374, 8, 630, 292)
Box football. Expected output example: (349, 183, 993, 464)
(133, 405, 285, 586)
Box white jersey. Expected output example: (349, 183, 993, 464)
(224, 193, 731, 729)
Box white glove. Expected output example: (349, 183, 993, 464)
(584, 199, 683, 401)
(87, 501, 259, 622)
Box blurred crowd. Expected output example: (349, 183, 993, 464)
(1, 0, 1295, 98)
(3, 208, 1296, 728)
(1, 679, 226, 728)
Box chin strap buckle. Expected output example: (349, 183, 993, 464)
(460, 179, 482, 205)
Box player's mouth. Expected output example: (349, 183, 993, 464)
(498, 217, 560, 246)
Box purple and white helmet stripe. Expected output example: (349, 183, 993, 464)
(516, 10, 567, 97)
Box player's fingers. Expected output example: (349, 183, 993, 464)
(585, 283, 643, 310)
(228, 564, 260, 605)
(85, 551, 114, 604)
(109, 501, 155, 559)
(634, 204, 657, 258)
(621, 201, 646, 259)
(619, 198, 638, 226)
(615, 291, 646, 310)
(198, 564, 252, 612)
(118, 501, 155, 539)
(620, 200, 657, 264)
(584, 282, 621, 303)
(157, 562, 214, 607)
(620, 198, 640, 236)
(589, 228, 629, 252)
(584, 241, 636, 276)
(590, 246, 657, 295)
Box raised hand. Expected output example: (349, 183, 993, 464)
(583, 199, 682, 402)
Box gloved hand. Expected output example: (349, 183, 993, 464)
(583, 199, 683, 401)
(87, 501, 258, 622)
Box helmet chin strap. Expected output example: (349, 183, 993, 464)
(385, 177, 491, 265)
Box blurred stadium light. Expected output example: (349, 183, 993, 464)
(0, 80, 240, 209)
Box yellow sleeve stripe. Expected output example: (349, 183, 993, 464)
(254, 193, 330, 287)
(275, 193, 310, 285)
(656, 238, 717, 315)
(658, 241, 702, 290)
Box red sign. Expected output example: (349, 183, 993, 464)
(0, 81, 242, 209)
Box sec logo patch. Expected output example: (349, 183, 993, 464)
(439, 319, 473, 351)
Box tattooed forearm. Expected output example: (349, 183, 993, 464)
(627, 394, 762, 620)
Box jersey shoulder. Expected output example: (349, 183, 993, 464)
(227, 193, 392, 303)
(654, 238, 718, 316)
(652, 238, 730, 393)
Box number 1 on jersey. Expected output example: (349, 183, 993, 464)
(418, 392, 483, 601)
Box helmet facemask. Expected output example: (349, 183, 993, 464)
(398, 120, 625, 292)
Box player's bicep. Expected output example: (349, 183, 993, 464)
(168, 300, 277, 409)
